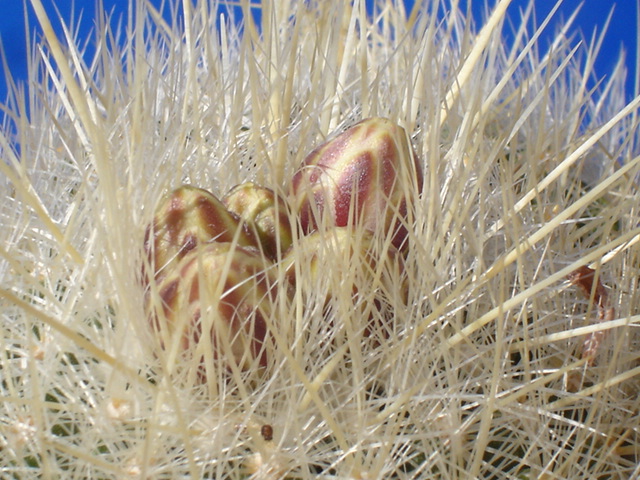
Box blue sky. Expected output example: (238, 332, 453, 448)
(0, 1, 637, 102)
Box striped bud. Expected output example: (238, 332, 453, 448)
(146, 243, 281, 377)
(290, 117, 423, 250)
(282, 227, 405, 339)
(223, 182, 293, 260)
(144, 185, 253, 282)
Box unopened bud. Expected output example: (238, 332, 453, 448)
(144, 185, 253, 282)
(146, 243, 282, 378)
(223, 182, 293, 260)
(290, 118, 423, 250)
(282, 227, 406, 339)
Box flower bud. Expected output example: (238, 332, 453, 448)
(144, 185, 254, 282)
(146, 243, 281, 378)
(290, 117, 423, 250)
(282, 227, 406, 339)
(223, 182, 293, 260)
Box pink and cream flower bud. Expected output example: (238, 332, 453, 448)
(146, 242, 282, 378)
(282, 227, 406, 340)
(223, 182, 293, 260)
(144, 185, 254, 282)
(290, 117, 423, 250)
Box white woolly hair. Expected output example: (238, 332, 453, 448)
(1, 0, 639, 478)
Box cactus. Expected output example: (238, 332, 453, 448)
(5, 1, 640, 478)
(146, 242, 283, 378)
(223, 182, 293, 260)
(290, 117, 423, 250)
(144, 185, 254, 282)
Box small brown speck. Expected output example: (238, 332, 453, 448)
(261, 424, 273, 441)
